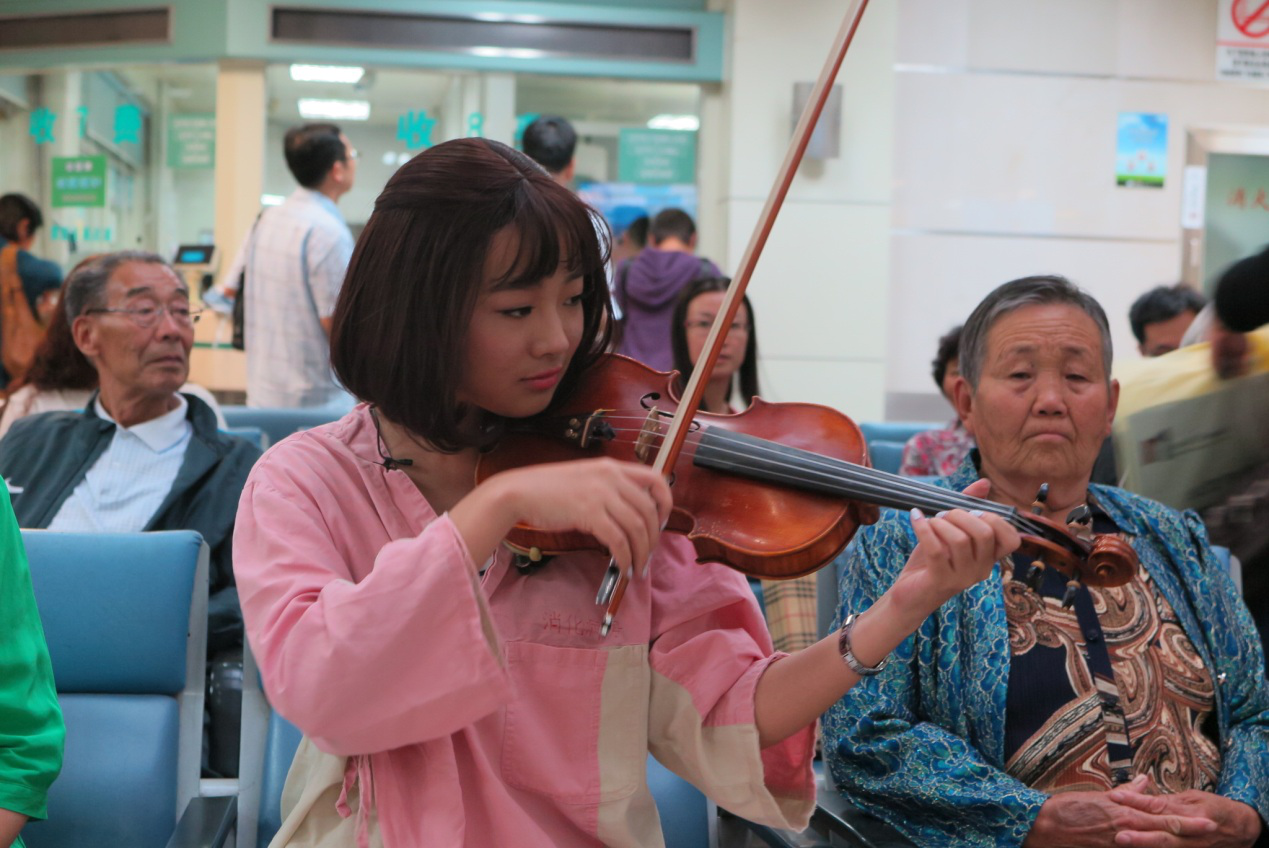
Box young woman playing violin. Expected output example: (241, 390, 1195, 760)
(232, 138, 1021, 847)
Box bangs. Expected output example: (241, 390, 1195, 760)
(488, 180, 608, 290)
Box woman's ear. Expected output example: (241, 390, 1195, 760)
(951, 376, 975, 435)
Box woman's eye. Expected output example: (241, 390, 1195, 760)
(500, 306, 532, 318)
(564, 293, 585, 306)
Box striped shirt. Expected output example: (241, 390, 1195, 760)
(49, 396, 192, 533)
(244, 188, 354, 409)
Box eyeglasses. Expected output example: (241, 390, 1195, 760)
(85, 304, 204, 328)
(685, 319, 750, 334)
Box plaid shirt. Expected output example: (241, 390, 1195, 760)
(243, 188, 353, 408)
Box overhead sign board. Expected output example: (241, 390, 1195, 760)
(618, 129, 696, 185)
(51, 156, 107, 208)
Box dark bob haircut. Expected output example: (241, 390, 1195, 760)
(330, 138, 612, 451)
(670, 277, 759, 409)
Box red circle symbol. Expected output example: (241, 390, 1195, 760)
(1232, 0, 1269, 38)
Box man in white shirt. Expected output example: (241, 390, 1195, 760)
(241, 123, 357, 408)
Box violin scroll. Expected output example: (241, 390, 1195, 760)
(1084, 535, 1137, 587)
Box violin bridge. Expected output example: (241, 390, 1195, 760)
(634, 407, 664, 464)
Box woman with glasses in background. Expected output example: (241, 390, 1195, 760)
(668, 277, 819, 653)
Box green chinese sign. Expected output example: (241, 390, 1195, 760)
(618, 129, 696, 184)
(167, 113, 215, 169)
(51, 156, 107, 208)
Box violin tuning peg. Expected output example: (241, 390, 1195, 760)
(1065, 504, 1092, 526)
(1024, 561, 1046, 592)
(1061, 579, 1080, 609)
(1031, 483, 1050, 515)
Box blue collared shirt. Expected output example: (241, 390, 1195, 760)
(49, 396, 193, 532)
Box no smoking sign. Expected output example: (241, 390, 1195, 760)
(1219, 0, 1269, 80)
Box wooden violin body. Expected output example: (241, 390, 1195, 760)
(478, 354, 880, 579)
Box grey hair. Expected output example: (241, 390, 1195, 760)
(959, 274, 1113, 389)
(64, 250, 171, 322)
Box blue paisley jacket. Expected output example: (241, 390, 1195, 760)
(822, 459, 1269, 848)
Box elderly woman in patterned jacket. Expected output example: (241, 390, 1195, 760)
(824, 275, 1268, 848)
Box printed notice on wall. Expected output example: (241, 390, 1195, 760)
(1116, 112, 1168, 189)
(1217, 0, 1269, 81)
(1181, 166, 1207, 229)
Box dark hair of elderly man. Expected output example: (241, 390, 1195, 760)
(0, 251, 260, 658)
(825, 274, 1268, 848)
(1129, 283, 1207, 357)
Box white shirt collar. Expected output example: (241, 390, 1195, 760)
(94, 394, 190, 453)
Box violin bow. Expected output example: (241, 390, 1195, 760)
(598, 0, 872, 635)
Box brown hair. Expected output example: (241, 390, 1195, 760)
(330, 138, 612, 451)
(19, 255, 105, 392)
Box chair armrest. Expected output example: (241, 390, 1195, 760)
(167, 795, 237, 848)
(716, 786, 916, 848)
(811, 790, 914, 848)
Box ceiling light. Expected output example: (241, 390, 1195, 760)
(297, 98, 370, 121)
(260, 194, 286, 206)
(469, 46, 546, 60)
(289, 64, 365, 84)
(472, 12, 547, 24)
(646, 114, 700, 131)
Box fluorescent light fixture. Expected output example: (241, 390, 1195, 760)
(260, 194, 286, 206)
(472, 12, 547, 24)
(297, 98, 370, 121)
(646, 114, 700, 131)
(469, 46, 547, 60)
(289, 64, 365, 84)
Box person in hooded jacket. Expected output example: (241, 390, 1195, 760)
(613, 208, 720, 371)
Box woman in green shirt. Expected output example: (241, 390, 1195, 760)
(0, 484, 63, 847)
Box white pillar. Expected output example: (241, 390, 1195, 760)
(199, 59, 265, 395)
(701, 0, 897, 420)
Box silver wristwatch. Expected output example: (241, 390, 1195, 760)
(837, 612, 888, 676)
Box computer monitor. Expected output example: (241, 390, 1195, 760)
(173, 244, 217, 268)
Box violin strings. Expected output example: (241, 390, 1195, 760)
(532, 415, 1069, 547)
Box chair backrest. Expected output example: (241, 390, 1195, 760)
(857, 421, 939, 475)
(647, 756, 710, 848)
(222, 425, 269, 450)
(220, 406, 342, 449)
(21, 531, 208, 848)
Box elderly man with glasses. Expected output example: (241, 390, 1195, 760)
(0, 250, 261, 769)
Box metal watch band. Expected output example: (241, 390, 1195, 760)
(837, 612, 888, 676)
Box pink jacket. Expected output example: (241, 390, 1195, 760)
(234, 405, 816, 847)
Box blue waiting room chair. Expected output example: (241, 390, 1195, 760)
(857, 422, 939, 476)
(21, 530, 234, 848)
(219, 407, 343, 450)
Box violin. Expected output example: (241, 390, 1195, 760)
(476, 354, 1139, 599)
